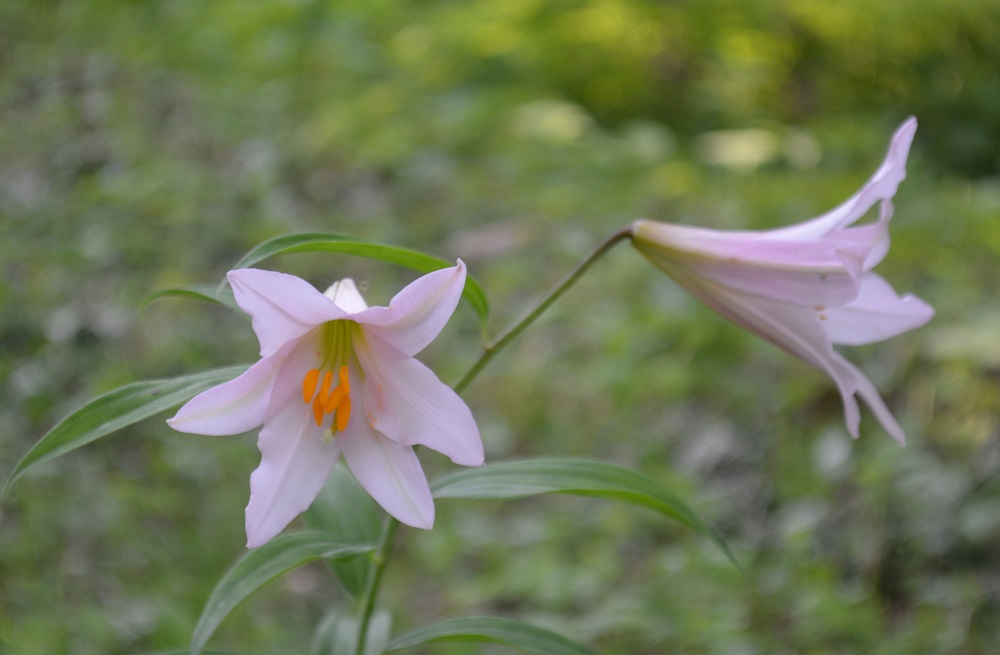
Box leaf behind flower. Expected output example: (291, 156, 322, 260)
(143, 285, 240, 312)
(4, 365, 249, 493)
(221, 232, 490, 327)
(432, 457, 739, 569)
(190, 533, 373, 655)
(386, 616, 598, 655)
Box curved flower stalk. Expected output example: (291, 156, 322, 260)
(168, 262, 483, 547)
(631, 117, 933, 444)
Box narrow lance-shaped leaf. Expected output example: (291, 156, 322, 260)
(220, 232, 489, 326)
(303, 465, 383, 599)
(144, 285, 240, 313)
(190, 533, 373, 655)
(387, 616, 598, 655)
(432, 458, 738, 568)
(4, 365, 248, 493)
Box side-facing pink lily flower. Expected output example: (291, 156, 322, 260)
(631, 117, 932, 444)
(168, 262, 483, 547)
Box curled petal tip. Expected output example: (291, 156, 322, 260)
(890, 117, 918, 157)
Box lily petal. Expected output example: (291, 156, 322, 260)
(852, 363, 907, 445)
(823, 273, 935, 346)
(670, 268, 903, 440)
(229, 268, 347, 358)
(262, 330, 326, 419)
(358, 262, 467, 356)
(764, 117, 917, 240)
(829, 202, 893, 270)
(168, 351, 284, 435)
(245, 400, 341, 548)
(703, 282, 908, 443)
(355, 338, 484, 466)
(632, 221, 869, 306)
(339, 420, 434, 530)
(323, 278, 369, 313)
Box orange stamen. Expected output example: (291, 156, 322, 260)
(312, 395, 325, 426)
(306, 365, 354, 432)
(302, 369, 320, 404)
(335, 394, 352, 433)
(324, 365, 352, 414)
(325, 385, 345, 414)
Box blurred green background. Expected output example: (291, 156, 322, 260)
(2, 0, 1000, 653)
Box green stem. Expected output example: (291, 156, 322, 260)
(454, 227, 632, 394)
(351, 227, 631, 653)
(354, 516, 399, 655)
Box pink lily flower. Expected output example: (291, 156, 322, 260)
(168, 262, 483, 547)
(631, 117, 932, 444)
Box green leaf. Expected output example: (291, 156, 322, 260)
(221, 232, 489, 325)
(191, 533, 373, 655)
(303, 465, 383, 599)
(432, 458, 738, 568)
(387, 616, 598, 655)
(144, 285, 240, 313)
(4, 366, 248, 493)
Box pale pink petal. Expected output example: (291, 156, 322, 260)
(263, 330, 324, 419)
(339, 420, 434, 529)
(229, 268, 347, 358)
(641, 231, 917, 443)
(632, 221, 867, 306)
(829, 203, 892, 270)
(245, 400, 341, 548)
(357, 262, 467, 356)
(323, 278, 369, 313)
(669, 270, 872, 437)
(633, 220, 859, 269)
(167, 352, 284, 436)
(355, 338, 483, 466)
(852, 366, 907, 445)
(632, 119, 922, 444)
(823, 273, 934, 346)
(764, 117, 917, 240)
(856, 200, 893, 271)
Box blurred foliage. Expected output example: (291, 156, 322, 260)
(2, 0, 1000, 653)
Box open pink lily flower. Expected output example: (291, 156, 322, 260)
(168, 262, 483, 547)
(631, 117, 932, 444)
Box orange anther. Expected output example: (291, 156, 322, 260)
(338, 365, 350, 393)
(302, 369, 320, 404)
(335, 394, 352, 433)
(312, 395, 325, 426)
(325, 385, 345, 414)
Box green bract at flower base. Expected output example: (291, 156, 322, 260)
(632, 117, 933, 444)
(168, 262, 484, 548)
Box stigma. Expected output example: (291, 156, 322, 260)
(302, 365, 352, 434)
